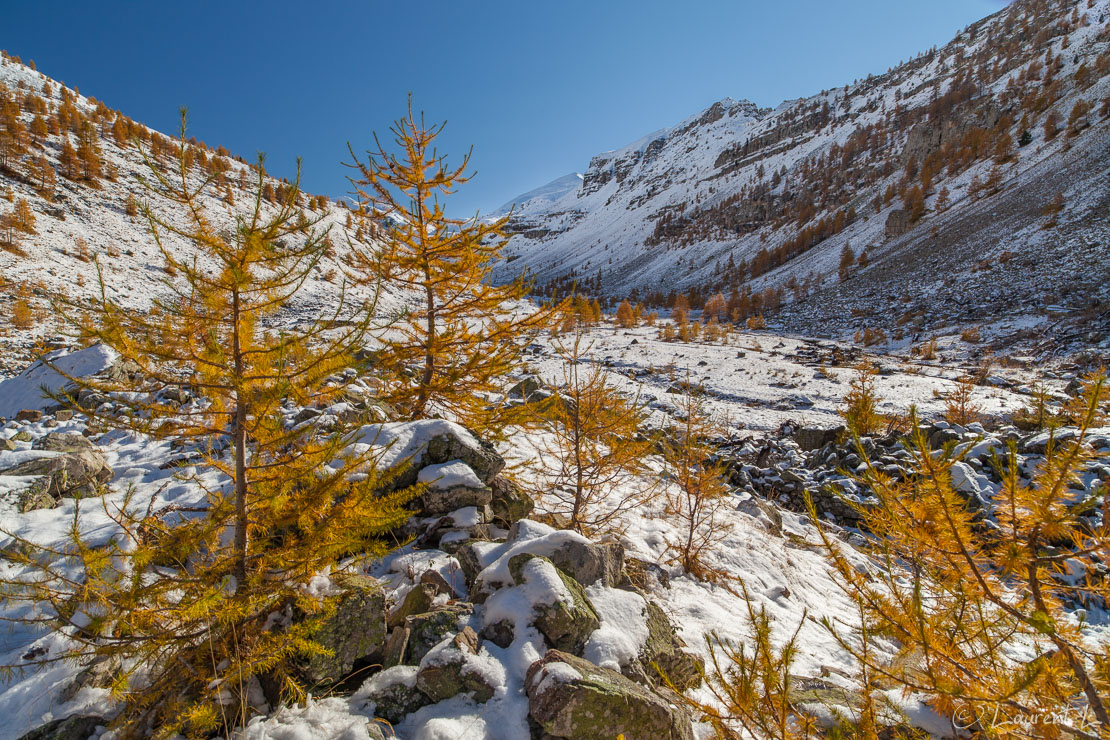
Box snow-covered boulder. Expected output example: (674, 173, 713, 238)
(414, 626, 502, 703)
(526, 650, 694, 740)
(505, 553, 600, 654)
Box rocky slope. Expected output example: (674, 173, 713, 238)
(494, 0, 1110, 354)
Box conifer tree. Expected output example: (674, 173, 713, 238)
(1, 111, 416, 736)
(817, 376, 1110, 736)
(345, 99, 553, 433)
(663, 386, 732, 579)
(527, 327, 654, 534)
(840, 361, 882, 437)
(615, 299, 636, 328)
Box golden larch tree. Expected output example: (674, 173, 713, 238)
(1, 111, 416, 737)
(345, 99, 553, 434)
(527, 327, 655, 534)
(818, 376, 1110, 737)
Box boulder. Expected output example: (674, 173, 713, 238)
(1, 446, 112, 500)
(358, 666, 431, 725)
(16, 716, 107, 740)
(509, 554, 600, 654)
(292, 573, 387, 689)
(415, 626, 497, 703)
(389, 583, 438, 629)
(33, 432, 96, 454)
(415, 460, 494, 516)
(508, 375, 546, 401)
(424, 432, 504, 486)
(638, 602, 703, 691)
(526, 650, 694, 740)
(16, 477, 56, 513)
(15, 409, 43, 423)
(0, 437, 17, 452)
(546, 537, 624, 588)
(489, 475, 534, 528)
(419, 485, 493, 517)
(405, 603, 474, 664)
(382, 625, 410, 668)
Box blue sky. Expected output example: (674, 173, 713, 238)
(4, 1, 1008, 215)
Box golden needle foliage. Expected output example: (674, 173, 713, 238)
(345, 99, 555, 435)
(839, 361, 883, 438)
(663, 386, 733, 579)
(527, 326, 654, 534)
(1, 112, 417, 737)
(818, 374, 1110, 739)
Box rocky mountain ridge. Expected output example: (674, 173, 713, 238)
(494, 0, 1110, 356)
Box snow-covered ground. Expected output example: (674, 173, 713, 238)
(0, 320, 1084, 739)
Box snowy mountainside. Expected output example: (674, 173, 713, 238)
(495, 0, 1110, 351)
(486, 172, 583, 220)
(0, 53, 413, 371)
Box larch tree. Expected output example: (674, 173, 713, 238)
(527, 327, 655, 534)
(817, 376, 1110, 738)
(615, 299, 636, 328)
(344, 99, 554, 434)
(663, 385, 733, 580)
(1, 111, 417, 737)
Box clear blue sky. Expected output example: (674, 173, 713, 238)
(4, 1, 1008, 215)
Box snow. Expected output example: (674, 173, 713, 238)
(0, 344, 117, 418)
(241, 697, 377, 740)
(528, 660, 582, 697)
(418, 461, 483, 490)
(349, 421, 480, 473)
(582, 585, 649, 672)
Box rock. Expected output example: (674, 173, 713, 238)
(16, 716, 107, 740)
(293, 407, 321, 424)
(479, 619, 515, 649)
(489, 475, 534, 528)
(15, 409, 43, 423)
(637, 602, 703, 691)
(547, 539, 625, 588)
(54, 410, 74, 422)
(389, 583, 439, 629)
(526, 650, 694, 740)
(17, 477, 56, 513)
(885, 208, 912, 239)
(382, 625, 410, 668)
(509, 554, 600, 654)
(58, 656, 121, 704)
(32, 432, 96, 454)
(454, 541, 487, 586)
(925, 427, 958, 450)
(405, 604, 474, 665)
(292, 573, 387, 689)
(509, 376, 546, 401)
(360, 666, 431, 725)
(794, 426, 843, 452)
(1, 446, 112, 500)
(424, 431, 504, 486)
(419, 484, 493, 517)
(0, 437, 17, 451)
(13, 430, 32, 442)
(419, 567, 461, 599)
(415, 626, 497, 703)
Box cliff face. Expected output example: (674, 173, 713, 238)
(495, 0, 1110, 348)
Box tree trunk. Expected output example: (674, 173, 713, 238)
(231, 288, 249, 584)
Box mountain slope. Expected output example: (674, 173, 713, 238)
(0, 53, 410, 371)
(494, 0, 1110, 352)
